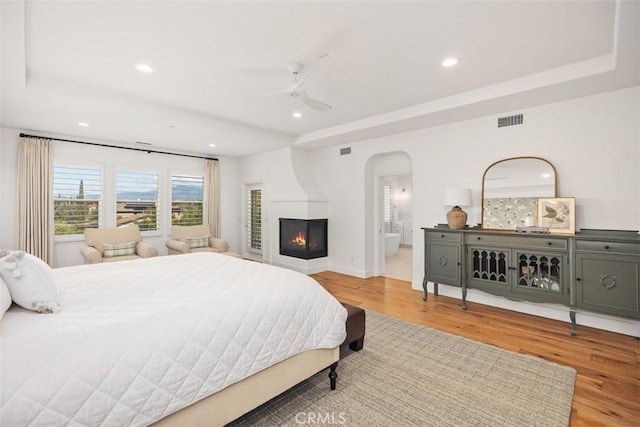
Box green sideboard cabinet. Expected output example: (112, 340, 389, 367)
(422, 227, 640, 335)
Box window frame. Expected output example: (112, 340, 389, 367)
(53, 163, 104, 242)
(383, 184, 392, 223)
(246, 183, 263, 256)
(114, 167, 162, 237)
(170, 173, 205, 227)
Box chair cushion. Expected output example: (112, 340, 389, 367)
(171, 224, 211, 242)
(190, 247, 221, 253)
(84, 224, 142, 255)
(103, 241, 136, 258)
(187, 235, 210, 249)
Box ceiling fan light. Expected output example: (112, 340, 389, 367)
(135, 63, 154, 73)
(442, 57, 458, 67)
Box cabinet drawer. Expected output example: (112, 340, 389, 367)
(426, 232, 462, 243)
(575, 240, 639, 255)
(465, 233, 568, 250)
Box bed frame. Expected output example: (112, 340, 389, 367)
(153, 347, 339, 426)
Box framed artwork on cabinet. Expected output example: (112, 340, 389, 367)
(537, 197, 575, 234)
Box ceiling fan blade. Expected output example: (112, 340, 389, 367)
(301, 92, 332, 112)
(252, 82, 298, 97)
(295, 53, 334, 91)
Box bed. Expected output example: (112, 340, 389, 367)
(0, 252, 347, 426)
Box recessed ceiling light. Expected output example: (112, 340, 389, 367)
(542, 173, 551, 178)
(442, 57, 459, 67)
(134, 63, 154, 73)
(208, 143, 216, 148)
(292, 111, 303, 119)
(78, 122, 90, 127)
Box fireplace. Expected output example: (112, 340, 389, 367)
(279, 218, 328, 260)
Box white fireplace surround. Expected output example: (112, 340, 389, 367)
(267, 198, 329, 275)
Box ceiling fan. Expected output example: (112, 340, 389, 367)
(260, 53, 334, 112)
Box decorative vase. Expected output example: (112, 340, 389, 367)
(447, 206, 467, 230)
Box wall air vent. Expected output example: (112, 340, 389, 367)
(340, 147, 351, 155)
(497, 114, 524, 128)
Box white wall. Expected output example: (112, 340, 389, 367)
(239, 86, 639, 335)
(236, 146, 329, 272)
(0, 127, 239, 266)
(311, 86, 640, 279)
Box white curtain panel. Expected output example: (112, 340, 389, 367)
(17, 137, 54, 266)
(205, 159, 220, 238)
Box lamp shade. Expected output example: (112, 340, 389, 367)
(444, 188, 471, 207)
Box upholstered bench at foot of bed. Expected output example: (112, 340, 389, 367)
(340, 302, 365, 351)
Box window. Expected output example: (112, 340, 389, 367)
(247, 185, 262, 254)
(54, 165, 102, 235)
(383, 185, 391, 222)
(171, 174, 204, 226)
(116, 170, 159, 231)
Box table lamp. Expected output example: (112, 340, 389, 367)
(444, 188, 471, 229)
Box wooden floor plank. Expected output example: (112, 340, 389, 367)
(311, 272, 640, 427)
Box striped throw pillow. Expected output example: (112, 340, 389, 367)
(187, 235, 210, 249)
(103, 241, 136, 258)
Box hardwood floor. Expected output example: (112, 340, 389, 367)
(311, 271, 640, 427)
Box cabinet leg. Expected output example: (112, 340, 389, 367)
(462, 284, 467, 311)
(422, 277, 428, 301)
(569, 309, 577, 336)
(434, 282, 439, 296)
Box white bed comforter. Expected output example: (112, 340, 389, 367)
(0, 253, 347, 426)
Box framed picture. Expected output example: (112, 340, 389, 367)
(537, 197, 576, 234)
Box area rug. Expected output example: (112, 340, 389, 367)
(230, 310, 576, 427)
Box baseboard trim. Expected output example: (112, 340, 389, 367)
(414, 281, 640, 338)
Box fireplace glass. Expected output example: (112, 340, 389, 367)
(279, 218, 328, 260)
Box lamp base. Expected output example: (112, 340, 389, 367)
(447, 206, 468, 230)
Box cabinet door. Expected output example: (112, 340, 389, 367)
(426, 243, 461, 286)
(512, 251, 569, 304)
(575, 253, 640, 318)
(467, 246, 510, 294)
(403, 226, 413, 246)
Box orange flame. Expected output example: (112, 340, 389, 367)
(291, 232, 306, 246)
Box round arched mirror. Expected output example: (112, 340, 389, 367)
(482, 157, 556, 230)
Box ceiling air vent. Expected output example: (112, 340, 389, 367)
(340, 147, 351, 155)
(136, 141, 152, 146)
(497, 114, 524, 128)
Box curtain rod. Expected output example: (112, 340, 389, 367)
(19, 133, 218, 161)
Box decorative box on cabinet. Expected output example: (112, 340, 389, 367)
(421, 227, 640, 335)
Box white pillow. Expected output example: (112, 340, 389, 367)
(0, 276, 11, 321)
(187, 235, 210, 249)
(0, 251, 60, 313)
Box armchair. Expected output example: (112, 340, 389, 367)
(166, 224, 231, 255)
(81, 224, 159, 264)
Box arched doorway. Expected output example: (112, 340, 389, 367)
(364, 151, 413, 281)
